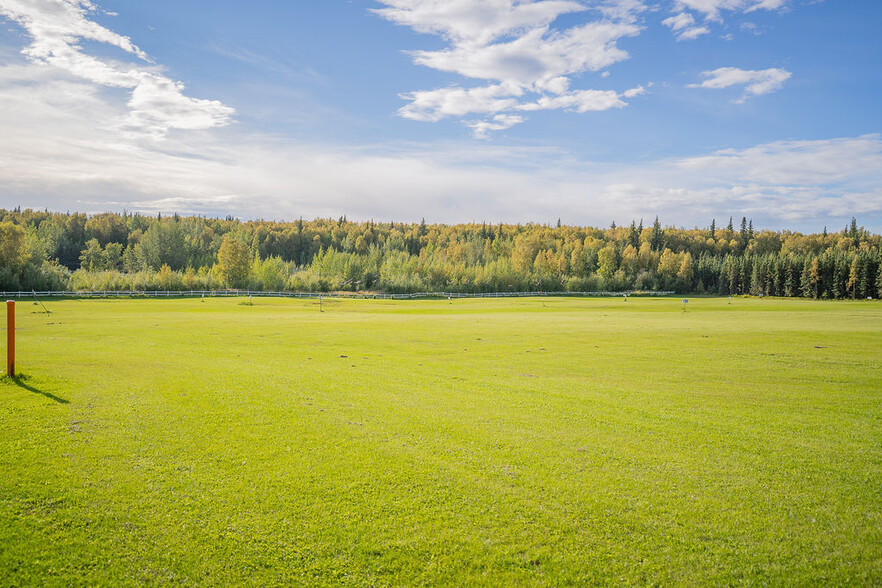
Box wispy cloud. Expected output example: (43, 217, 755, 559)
(466, 114, 525, 138)
(674, 0, 788, 22)
(375, 0, 646, 136)
(690, 66, 791, 102)
(665, 0, 788, 41)
(0, 0, 234, 138)
(662, 12, 710, 40)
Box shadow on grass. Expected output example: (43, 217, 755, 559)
(3, 374, 70, 404)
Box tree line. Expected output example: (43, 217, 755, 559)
(1, 208, 880, 299)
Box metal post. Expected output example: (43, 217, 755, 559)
(6, 300, 14, 377)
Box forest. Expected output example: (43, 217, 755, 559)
(1, 208, 880, 299)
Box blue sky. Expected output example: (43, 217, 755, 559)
(0, 0, 879, 231)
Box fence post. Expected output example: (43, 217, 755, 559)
(6, 301, 14, 377)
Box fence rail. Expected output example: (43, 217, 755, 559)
(2, 290, 675, 300)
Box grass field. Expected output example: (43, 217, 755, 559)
(1, 296, 880, 585)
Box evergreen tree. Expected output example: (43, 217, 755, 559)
(628, 220, 640, 248)
(710, 218, 716, 240)
(832, 254, 848, 299)
(783, 257, 797, 297)
(876, 257, 882, 298)
(650, 216, 664, 252)
(749, 260, 762, 296)
(800, 258, 813, 298)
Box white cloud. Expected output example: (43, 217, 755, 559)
(662, 12, 710, 40)
(0, 0, 234, 137)
(372, 0, 588, 46)
(662, 11, 694, 30)
(690, 66, 791, 101)
(466, 114, 525, 138)
(410, 21, 639, 85)
(400, 83, 642, 130)
(375, 0, 644, 136)
(664, 0, 787, 41)
(398, 83, 523, 122)
(674, 0, 787, 21)
(517, 89, 627, 112)
(676, 26, 710, 40)
(622, 84, 646, 98)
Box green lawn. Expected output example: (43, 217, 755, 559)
(1, 296, 880, 585)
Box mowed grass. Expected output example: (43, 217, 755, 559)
(1, 296, 880, 586)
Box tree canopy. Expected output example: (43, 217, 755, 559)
(1, 208, 880, 300)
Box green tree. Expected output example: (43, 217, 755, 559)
(103, 242, 124, 271)
(676, 252, 694, 292)
(138, 220, 187, 270)
(85, 213, 128, 246)
(650, 216, 664, 252)
(0, 221, 29, 269)
(79, 238, 104, 271)
(876, 257, 882, 298)
(597, 245, 618, 279)
(217, 234, 252, 288)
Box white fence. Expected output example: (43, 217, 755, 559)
(2, 290, 674, 300)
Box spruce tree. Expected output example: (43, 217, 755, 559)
(749, 260, 762, 296)
(628, 220, 640, 248)
(800, 259, 813, 298)
(650, 216, 663, 252)
(784, 257, 796, 297)
(876, 257, 882, 298)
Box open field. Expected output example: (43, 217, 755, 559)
(1, 296, 880, 585)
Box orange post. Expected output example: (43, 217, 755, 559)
(6, 300, 14, 377)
